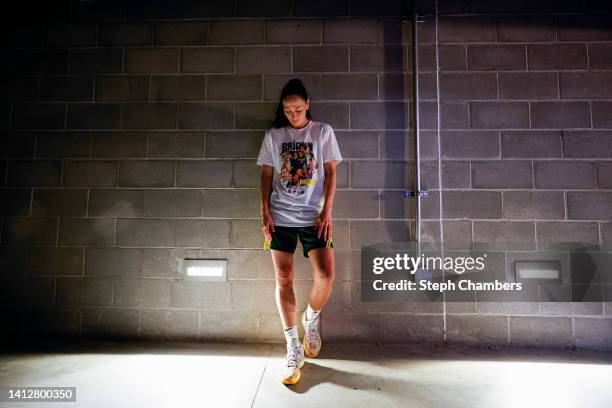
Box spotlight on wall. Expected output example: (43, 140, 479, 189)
(183, 259, 227, 281)
(514, 260, 562, 283)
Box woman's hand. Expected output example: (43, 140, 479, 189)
(261, 212, 275, 241)
(315, 210, 332, 241)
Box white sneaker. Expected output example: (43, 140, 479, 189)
(280, 343, 304, 385)
(302, 311, 322, 358)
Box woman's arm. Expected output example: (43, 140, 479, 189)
(260, 165, 275, 240)
(316, 160, 338, 240)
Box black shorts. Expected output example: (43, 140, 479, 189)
(263, 226, 333, 258)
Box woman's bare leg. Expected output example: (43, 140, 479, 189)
(271, 249, 297, 328)
(307, 247, 336, 310)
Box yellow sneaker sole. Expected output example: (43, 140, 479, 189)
(281, 358, 304, 385)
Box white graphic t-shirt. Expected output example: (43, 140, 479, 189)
(256, 120, 343, 227)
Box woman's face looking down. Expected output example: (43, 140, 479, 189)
(283, 95, 310, 128)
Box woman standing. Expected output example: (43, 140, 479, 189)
(256, 79, 343, 385)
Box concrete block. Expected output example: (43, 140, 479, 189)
(207, 74, 262, 101)
(45, 23, 98, 48)
(231, 280, 277, 312)
(592, 102, 612, 128)
(181, 47, 234, 73)
(18, 306, 81, 336)
(118, 160, 175, 187)
(438, 16, 496, 43)
(235, 102, 277, 129)
(82, 308, 140, 338)
(562, 131, 612, 158)
(201, 310, 259, 341)
(503, 191, 564, 220)
(501, 131, 562, 158)
(499, 72, 558, 100)
(67, 103, 121, 130)
(442, 191, 502, 219)
(154, 21, 207, 45)
(40, 76, 93, 102)
(236, 46, 291, 73)
(308, 102, 349, 129)
(349, 220, 411, 249)
(151, 75, 206, 101)
(146, 189, 201, 217)
(497, 16, 556, 42)
(174, 219, 230, 248)
(470, 102, 530, 129)
(527, 44, 588, 70)
(123, 103, 177, 130)
(0, 189, 31, 216)
(209, 20, 264, 44)
(125, 48, 179, 74)
(95, 76, 149, 102)
(468, 44, 526, 70)
(446, 315, 508, 346)
(85, 248, 141, 277)
(141, 309, 199, 340)
(12, 103, 66, 130)
(92, 131, 147, 158)
(69, 49, 123, 74)
(597, 162, 612, 189)
(321, 73, 378, 100)
(439, 72, 497, 100)
(230, 219, 263, 249)
(0, 277, 55, 306)
(440, 102, 470, 129)
(56, 277, 113, 306)
(63, 160, 117, 187)
(323, 18, 377, 44)
(32, 189, 88, 216)
(589, 43, 612, 69)
(89, 189, 145, 217)
(534, 161, 595, 189)
(471, 160, 532, 189)
(207, 131, 264, 159)
(116, 218, 174, 247)
(114, 277, 173, 307)
(383, 314, 445, 345)
(178, 102, 234, 129)
(349, 45, 405, 72)
(266, 19, 321, 44)
(473, 221, 535, 250)
(530, 102, 591, 129)
(0, 131, 35, 159)
(3, 217, 58, 246)
(350, 160, 407, 188)
(441, 161, 470, 188)
(438, 44, 467, 71)
(58, 218, 115, 246)
(232, 160, 259, 187)
(334, 190, 380, 218)
(171, 280, 231, 311)
(293, 0, 348, 17)
(561, 72, 612, 100)
(442, 220, 473, 249)
(510, 316, 572, 348)
(567, 192, 612, 220)
(202, 190, 260, 218)
(176, 160, 232, 187)
(27, 247, 83, 276)
(558, 15, 612, 41)
(440, 130, 499, 158)
(350, 102, 409, 129)
(148, 131, 205, 158)
(8, 160, 61, 187)
(99, 22, 152, 46)
(574, 318, 612, 350)
(321, 312, 382, 343)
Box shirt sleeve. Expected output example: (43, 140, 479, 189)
(256, 131, 274, 167)
(322, 124, 343, 164)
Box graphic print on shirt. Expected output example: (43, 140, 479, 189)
(279, 140, 318, 196)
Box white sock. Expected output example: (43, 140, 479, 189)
(306, 304, 321, 322)
(284, 325, 300, 348)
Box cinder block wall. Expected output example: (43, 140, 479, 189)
(1, 0, 611, 350)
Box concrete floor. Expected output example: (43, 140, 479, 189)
(1, 338, 612, 408)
